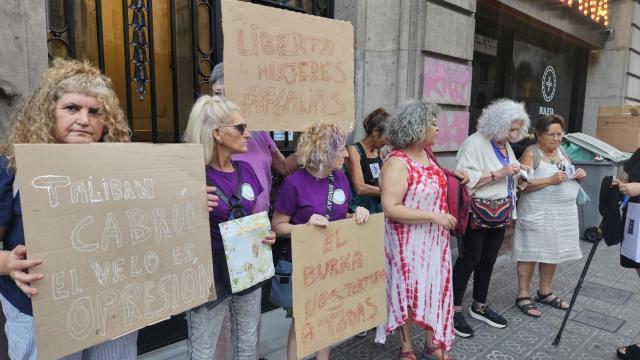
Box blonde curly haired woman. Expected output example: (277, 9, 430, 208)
(0, 59, 134, 359)
(272, 123, 370, 360)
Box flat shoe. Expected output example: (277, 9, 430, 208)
(535, 291, 569, 310)
(423, 345, 453, 360)
(515, 296, 541, 318)
(399, 350, 417, 360)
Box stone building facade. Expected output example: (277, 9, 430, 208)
(0, 0, 47, 141)
(336, 0, 639, 166)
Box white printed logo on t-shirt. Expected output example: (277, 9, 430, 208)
(241, 183, 255, 201)
(333, 189, 346, 205)
(370, 163, 381, 179)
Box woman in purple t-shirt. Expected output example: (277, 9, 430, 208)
(272, 123, 370, 360)
(183, 96, 276, 360)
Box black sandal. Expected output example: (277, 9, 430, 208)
(617, 344, 640, 359)
(515, 297, 541, 318)
(535, 291, 569, 310)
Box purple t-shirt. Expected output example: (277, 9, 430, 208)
(206, 161, 263, 293)
(274, 168, 352, 255)
(232, 131, 277, 213)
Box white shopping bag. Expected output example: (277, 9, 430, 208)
(621, 202, 640, 262)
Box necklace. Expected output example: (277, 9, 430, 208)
(541, 148, 559, 164)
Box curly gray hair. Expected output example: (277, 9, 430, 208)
(476, 99, 530, 141)
(210, 62, 224, 84)
(385, 100, 440, 148)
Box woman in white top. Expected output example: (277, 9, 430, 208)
(453, 99, 530, 339)
(513, 114, 586, 317)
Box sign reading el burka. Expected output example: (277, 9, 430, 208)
(222, 0, 355, 131)
(557, 0, 608, 26)
(15, 143, 215, 360)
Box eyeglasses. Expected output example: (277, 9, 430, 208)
(544, 132, 564, 139)
(221, 123, 248, 135)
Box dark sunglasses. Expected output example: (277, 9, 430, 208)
(221, 123, 248, 135)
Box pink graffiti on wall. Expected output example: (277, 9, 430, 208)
(423, 57, 471, 106)
(433, 111, 469, 152)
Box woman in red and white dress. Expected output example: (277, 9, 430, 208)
(376, 100, 456, 360)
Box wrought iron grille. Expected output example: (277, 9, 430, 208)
(46, 0, 76, 59)
(46, 0, 333, 145)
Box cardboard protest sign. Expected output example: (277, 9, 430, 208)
(15, 144, 215, 360)
(222, 0, 355, 131)
(291, 214, 386, 358)
(220, 211, 274, 293)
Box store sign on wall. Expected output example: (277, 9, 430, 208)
(557, 0, 608, 26)
(540, 65, 556, 115)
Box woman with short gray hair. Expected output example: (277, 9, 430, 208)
(376, 100, 456, 360)
(452, 99, 530, 339)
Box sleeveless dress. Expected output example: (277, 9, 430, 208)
(513, 148, 582, 263)
(375, 149, 454, 351)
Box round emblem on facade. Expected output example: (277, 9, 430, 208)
(541, 65, 557, 103)
(333, 189, 346, 205)
(241, 183, 255, 201)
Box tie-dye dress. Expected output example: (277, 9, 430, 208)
(375, 149, 454, 351)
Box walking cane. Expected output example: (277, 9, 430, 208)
(552, 226, 603, 346)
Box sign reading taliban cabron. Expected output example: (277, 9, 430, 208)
(15, 144, 215, 360)
(221, 0, 355, 131)
(292, 214, 386, 359)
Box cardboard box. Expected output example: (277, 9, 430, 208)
(596, 126, 640, 152)
(598, 105, 640, 116)
(597, 116, 640, 128)
(596, 105, 640, 152)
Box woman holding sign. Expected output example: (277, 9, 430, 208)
(271, 123, 370, 360)
(183, 95, 276, 360)
(0, 59, 136, 359)
(376, 100, 455, 360)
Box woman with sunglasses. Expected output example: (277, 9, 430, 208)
(513, 114, 586, 318)
(183, 95, 276, 360)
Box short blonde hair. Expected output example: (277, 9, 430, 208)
(2, 58, 130, 169)
(296, 123, 346, 173)
(183, 95, 239, 165)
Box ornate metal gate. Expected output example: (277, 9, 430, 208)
(47, 0, 333, 144)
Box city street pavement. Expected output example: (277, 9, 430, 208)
(293, 239, 640, 360)
(141, 239, 640, 360)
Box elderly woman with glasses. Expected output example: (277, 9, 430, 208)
(513, 114, 586, 318)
